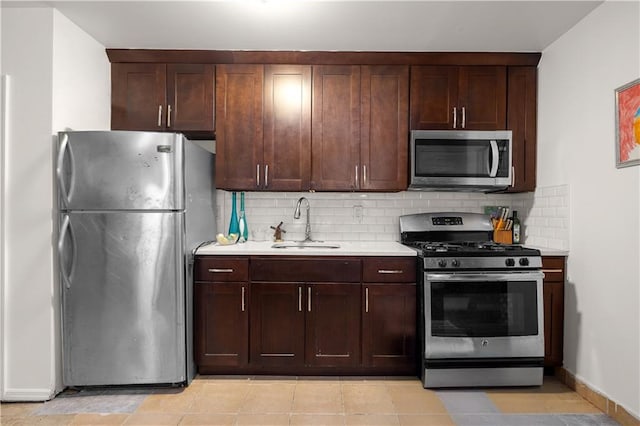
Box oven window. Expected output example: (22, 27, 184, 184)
(430, 281, 538, 337)
(414, 139, 509, 178)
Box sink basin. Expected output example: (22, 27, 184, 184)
(271, 242, 341, 249)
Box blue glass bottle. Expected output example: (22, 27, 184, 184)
(238, 192, 249, 242)
(228, 192, 239, 236)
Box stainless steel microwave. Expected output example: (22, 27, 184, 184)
(409, 130, 512, 192)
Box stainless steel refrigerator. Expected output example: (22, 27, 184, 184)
(56, 130, 215, 386)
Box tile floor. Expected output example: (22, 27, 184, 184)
(0, 376, 620, 426)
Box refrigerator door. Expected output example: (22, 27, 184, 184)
(59, 211, 186, 386)
(57, 131, 184, 211)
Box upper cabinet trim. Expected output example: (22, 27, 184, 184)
(106, 50, 541, 67)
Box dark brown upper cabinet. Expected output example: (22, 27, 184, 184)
(507, 66, 537, 193)
(215, 64, 311, 191)
(312, 65, 409, 192)
(111, 63, 214, 136)
(410, 65, 507, 131)
(360, 66, 409, 191)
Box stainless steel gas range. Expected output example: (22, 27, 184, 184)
(400, 212, 544, 388)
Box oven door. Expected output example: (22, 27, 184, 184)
(424, 271, 544, 360)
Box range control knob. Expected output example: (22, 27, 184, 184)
(519, 258, 530, 266)
(438, 259, 447, 268)
(505, 258, 516, 267)
(451, 259, 460, 267)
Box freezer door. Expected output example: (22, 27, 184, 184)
(59, 211, 186, 386)
(57, 131, 184, 211)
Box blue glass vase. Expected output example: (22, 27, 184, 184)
(238, 192, 249, 242)
(228, 192, 239, 236)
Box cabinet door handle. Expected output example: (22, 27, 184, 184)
(241, 286, 246, 312)
(307, 287, 312, 312)
(167, 105, 172, 127)
(461, 106, 466, 128)
(363, 165, 367, 186)
(208, 268, 234, 273)
(511, 166, 516, 187)
(378, 269, 404, 274)
(256, 164, 261, 187)
(452, 107, 457, 129)
(365, 287, 369, 313)
(298, 286, 302, 312)
(265, 164, 269, 188)
(157, 105, 163, 127)
(355, 165, 359, 188)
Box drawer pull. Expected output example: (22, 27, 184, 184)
(378, 269, 404, 274)
(542, 269, 563, 273)
(208, 268, 234, 273)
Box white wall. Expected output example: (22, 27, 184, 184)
(538, 1, 640, 417)
(0, 7, 109, 401)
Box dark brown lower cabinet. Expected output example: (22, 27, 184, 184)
(542, 256, 565, 368)
(249, 282, 305, 368)
(362, 283, 416, 373)
(194, 282, 248, 368)
(194, 255, 418, 375)
(306, 283, 361, 367)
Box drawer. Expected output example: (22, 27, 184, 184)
(195, 257, 249, 282)
(542, 256, 565, 282)
(363, 257, 417, 283)
(251, 257, 361, 282)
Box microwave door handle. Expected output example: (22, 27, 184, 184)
(489, 140, 499, 177)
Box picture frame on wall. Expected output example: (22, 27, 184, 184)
(614, 78, 640, 168)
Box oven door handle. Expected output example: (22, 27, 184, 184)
(426, 271, 545, 282)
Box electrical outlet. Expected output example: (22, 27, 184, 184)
(353, 205, 363, 223)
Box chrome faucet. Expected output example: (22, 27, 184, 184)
(294, 197, 313, 242)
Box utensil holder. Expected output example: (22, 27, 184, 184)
(493, 230, 513, 244)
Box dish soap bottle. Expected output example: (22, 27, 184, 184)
(228, 192, 239, 237)
(238, 192, 248, 243)
(512, 210, 521, 244)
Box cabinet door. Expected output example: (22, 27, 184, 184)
(542, 256, 565, 367)
(311, 65, 361, 191)
(458, 66, 507, 130)
(250, 282, 305, 367)
(363, 283, 416, 371)
(409, 66, 458, 130)
(360, 66, 409, 191)
(263, 65, 311, 191)
(215, 64, 264, 190)
(507, 66, 537, 192)
(194, 282, 248, 368)
(166, 64, 214, 132)
(111, 63, 166, 131)
(305, 283, 361, 367)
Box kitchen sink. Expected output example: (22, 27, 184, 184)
(271, 242, 341, 249)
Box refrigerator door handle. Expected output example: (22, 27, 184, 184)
(57, 214, 76, 289)
(56, 133, 74, 208)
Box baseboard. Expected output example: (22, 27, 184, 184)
(556, 367, 640, 426)
(1, 387, 55, 402)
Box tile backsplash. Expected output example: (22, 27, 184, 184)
(216, 184, 569, 250)
(216, 190, 517, 241)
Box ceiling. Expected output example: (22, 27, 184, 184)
(18, 0, 604, 52)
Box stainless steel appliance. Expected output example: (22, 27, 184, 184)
(409, 130, 512, 192)
(56, 130, 215, 387)
(400, 212, 544, 388)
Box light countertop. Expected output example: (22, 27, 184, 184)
(527, 246, 569, 257)
(196, 241, 418, 257)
